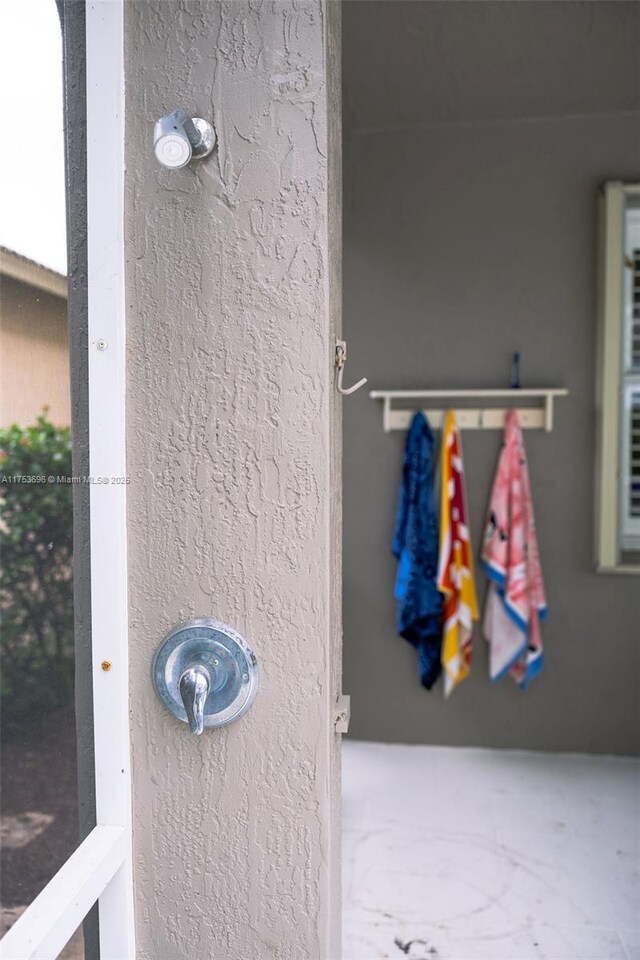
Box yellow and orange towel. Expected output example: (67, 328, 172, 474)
(437, 410, 479, 696)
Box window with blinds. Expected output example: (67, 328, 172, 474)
(621, 216, 640, 553)
(621, 384, 640, 550)
(596, 182, 640, 572)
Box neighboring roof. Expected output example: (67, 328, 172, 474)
(0, 247, 67, 300)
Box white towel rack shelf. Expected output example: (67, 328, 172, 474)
(369, 388, 569, 433)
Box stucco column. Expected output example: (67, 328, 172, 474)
(125, 2, 342, 958)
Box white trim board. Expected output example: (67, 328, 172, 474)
(86, 0, 135, 954)
(0, 828, 127, 960)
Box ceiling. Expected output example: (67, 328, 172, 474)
(342, 1, 640, 133)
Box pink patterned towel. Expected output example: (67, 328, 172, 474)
(481, 410, 546, 687)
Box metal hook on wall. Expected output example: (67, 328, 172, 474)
(335, 339, 368, 396)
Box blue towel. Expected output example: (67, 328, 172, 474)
(392, 412, 443, 689)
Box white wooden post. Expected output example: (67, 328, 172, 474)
(0, 4, 136, 958)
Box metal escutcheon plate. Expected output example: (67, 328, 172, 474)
(152, 618, 259, 729)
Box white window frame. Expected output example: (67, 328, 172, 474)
(0, 2, 135, 958)
(595, 181, 640, 575)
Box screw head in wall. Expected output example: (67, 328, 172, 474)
(101, 660, 112, 671)
(97, 339, 108, 351)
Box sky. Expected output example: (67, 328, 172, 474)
(0, 0, 67, 275)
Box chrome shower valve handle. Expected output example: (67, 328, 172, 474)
(152, 618, 259, 734)
(178, 665, 211, 736)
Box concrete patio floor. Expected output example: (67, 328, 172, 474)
(342, 740, 640, 960)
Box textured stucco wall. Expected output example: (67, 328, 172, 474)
(125, 3, 341, 958)
(0, 277, 70, 427)
(342, 1, 640, 755)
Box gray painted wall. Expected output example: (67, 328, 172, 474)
(342, 1, 640, 755)
(125, 3, 342, 957)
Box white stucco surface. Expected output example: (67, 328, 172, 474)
(125, 3, 342, 957)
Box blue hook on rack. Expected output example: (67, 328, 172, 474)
(511, 351, 521, 389)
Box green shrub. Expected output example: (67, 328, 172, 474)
(0, 414, 74, 725)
